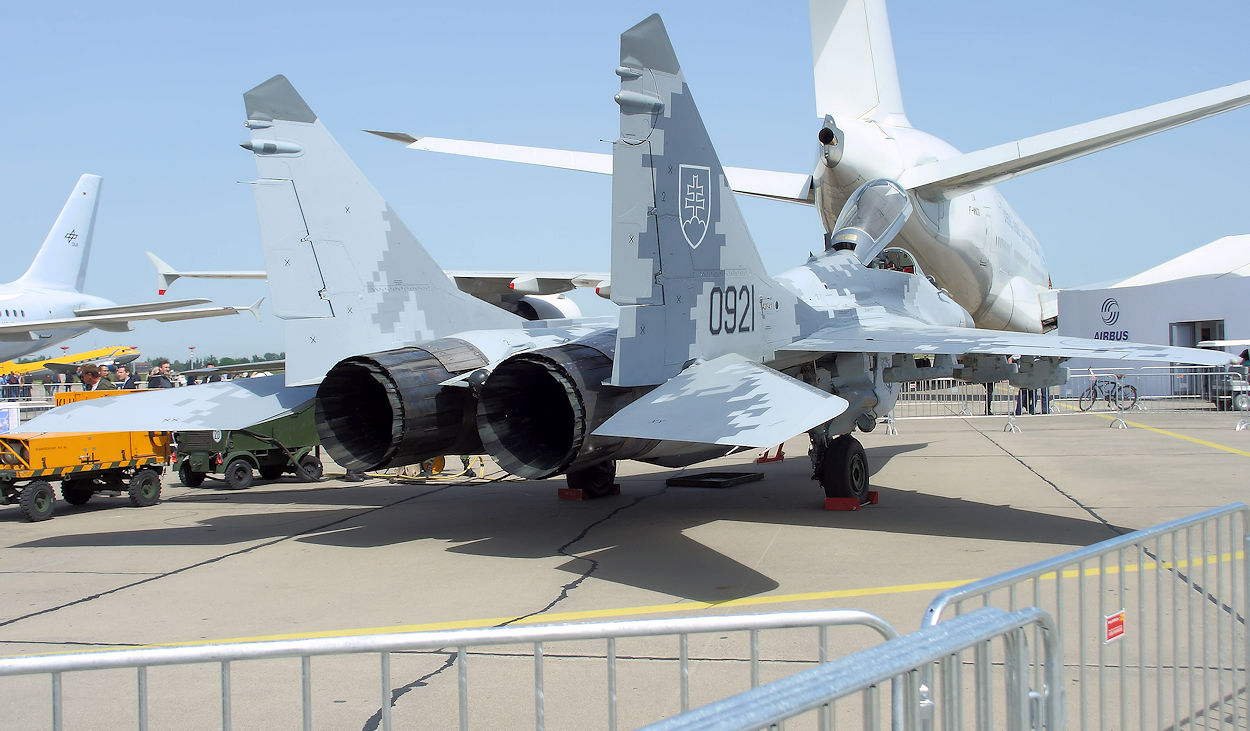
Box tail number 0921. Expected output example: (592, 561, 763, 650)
(708, 285, 754, 335)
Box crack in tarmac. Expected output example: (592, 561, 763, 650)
(0, 483, 459, 632)
(360, 482, 669, 730)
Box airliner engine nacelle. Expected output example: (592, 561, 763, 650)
(315, 339, 489, 472)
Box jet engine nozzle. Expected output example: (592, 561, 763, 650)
(314, 339, 488, 472)
(475, 342, 652, 479)
(818, 115, 844, 168)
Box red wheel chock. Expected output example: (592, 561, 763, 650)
(755, 444, 786, 463)
(824, 491, 879, 511)
(558, 484, 621, 501)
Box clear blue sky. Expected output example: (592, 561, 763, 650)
(2, 1, 1246, 362)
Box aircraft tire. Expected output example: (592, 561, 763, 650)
(566, 460, 616, 498)
(821, 435, 868, 501)
(128, 469, 162, 507)
(224, 459, 254, 490)
(19, 481, 55, 521)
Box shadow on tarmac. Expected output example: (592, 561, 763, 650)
(10, 442, 1126, 602)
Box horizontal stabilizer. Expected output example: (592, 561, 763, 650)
(19, 375, 315, 433)
(593, 354, 848, 448)
(783, 310, 1236, 366)
(900, 80, 1250, 200)
(370, 133, 814, 203)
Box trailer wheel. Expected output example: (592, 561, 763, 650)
(128, 469, 161, 507)
(61, 480, 93, 506)
(224, 459, 254, 490)
(178, 461, 206, 488)
(297, 455, 323, 482)
(258, 465, 285, 481)
(19, 481, 55, 521)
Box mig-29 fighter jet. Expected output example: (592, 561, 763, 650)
(26, 37, 1233, 503)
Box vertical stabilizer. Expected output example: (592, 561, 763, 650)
(16, 174, 101, 292)
(242, 75, 520, 385)
(610, 16, 789, 387)
(810, 0, 908, 124)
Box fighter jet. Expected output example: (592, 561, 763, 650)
(370, 0, 1250, 336)
(0, 175, 260, 362)
(25, 22, 1233, 503)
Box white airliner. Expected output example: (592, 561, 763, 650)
(368, 0, 1250, 335)
(0, 174, 261, 362)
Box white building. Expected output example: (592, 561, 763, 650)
(1057, 234, 1250, 396)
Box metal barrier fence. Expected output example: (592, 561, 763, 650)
(0, 609, 898, 730)
(923, 503, 1249, 730)
(891, 366, 1249, 419)
(640, 607, 1061, 731)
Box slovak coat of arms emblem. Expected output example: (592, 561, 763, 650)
(678, 164, 712, 249)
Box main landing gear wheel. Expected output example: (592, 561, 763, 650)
(128, 469, 162, 507)
(566, 461, 616, 498)
(820, 435, 869, 501)
(20, 480, 55, 521)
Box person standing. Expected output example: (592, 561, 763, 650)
(79, 364, 116, 391)
(115, 365, 138, 390)
(147, 359, 175, 389)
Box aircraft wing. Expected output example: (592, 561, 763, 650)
(18, 375, 315, 433)
(447, 270, 608, 297)
(1199, 340, 1250, 348)
(899, 80, 1250, 201)
(367, 132, 815, 204)
(147, 252, 265, 294)
(0, 299, 263, 341)
(782, 310, 1236, 367)
(592, 353, 848, 447)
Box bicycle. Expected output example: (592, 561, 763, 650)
(1078, 374, 1138, 411)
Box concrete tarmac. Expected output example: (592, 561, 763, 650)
(2, 410, 1247, 728)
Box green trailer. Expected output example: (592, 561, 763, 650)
(175, 405, 323, 489)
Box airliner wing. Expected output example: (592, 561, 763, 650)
(367, 132, 814, 204)
(18, 375, 315, 433)
(0, 299, 262, 341)
(447, 270, 608, 296)
(147, 252, 265, 294)
(782, 310, 1236, 366)
(899, 80, 1250, 200)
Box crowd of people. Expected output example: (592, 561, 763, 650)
(0, 358, 259, 400)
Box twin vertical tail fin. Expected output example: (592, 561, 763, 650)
(17, 174, 101, 292)
(241, 75, 519, 384)
(609, 15, 786, 387)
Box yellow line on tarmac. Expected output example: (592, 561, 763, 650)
(1055, 403, 1250, 457)
(7, 550, 1246, 659)
(5, 577, 974, 658)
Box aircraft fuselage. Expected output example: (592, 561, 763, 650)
(0, 283, 115, 361)
(813, 117, 1051, 333)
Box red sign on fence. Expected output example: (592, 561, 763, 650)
(1104, 609, 1126, 643)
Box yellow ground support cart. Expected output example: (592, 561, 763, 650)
(0, 391, 171, 522)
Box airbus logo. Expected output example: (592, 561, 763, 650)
(679, 164, 711, 250)
(1100, 297, 1120, 326)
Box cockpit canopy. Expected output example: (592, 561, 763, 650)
(827, 178, 913, 266)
